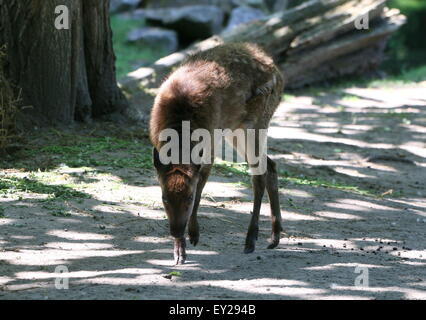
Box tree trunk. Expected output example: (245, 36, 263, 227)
(0, 0, 127, 124)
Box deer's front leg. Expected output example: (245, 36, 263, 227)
(174, 237, 186, 265)
(188, 164, 212, 246)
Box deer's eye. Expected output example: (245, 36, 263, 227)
(162, 197, 169, 204)
(187, 195, 194, 202)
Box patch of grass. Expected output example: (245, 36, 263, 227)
(292, 64, 426, 98)
(213, 161, 381, 197)
(367, 65, 426, 87)
(42, 203, 71, 217)
(283, 94, 296, 101)
(0, 207, 5, 218)
(384, 110, 412, 119)
(168, 271, 182, 277)
(22, 135, 152, 170)
(279, 170, 377, 197)
(341, 94, 360, 101)
(287, 198, 301, 210)
(0, 175, 89, 200)
(111, 16, 167, 78)
(213, 161, 249, 176)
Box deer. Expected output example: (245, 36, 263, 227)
(149, 42, 284, 264)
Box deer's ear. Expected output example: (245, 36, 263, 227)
(153, 147, 165, 171)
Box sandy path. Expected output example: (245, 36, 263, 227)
(1, 84, 425, 299)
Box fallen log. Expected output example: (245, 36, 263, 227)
(119, 0, 406, 122)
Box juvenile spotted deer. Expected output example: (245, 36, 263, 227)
(150, 43, 284, 264)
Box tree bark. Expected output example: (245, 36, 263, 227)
(0, 0, 127, 124)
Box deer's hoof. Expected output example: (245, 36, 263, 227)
(267, 241, 279, 249)
(244, 245, 255, 254)
(173, 237, 187, 265)
(174, 256, 186, 265)
(189, 233, 199, 247)
(267, 233, 280, 249)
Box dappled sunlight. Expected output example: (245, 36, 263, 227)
(280, 188, 313, 198)
(46, 230, 113, 241)
(283, 211, 326, 221)
(0, 218, 16, 226)
(133, 236, 170, 244)
(1, 84, 425, 299)
(190, 279, 329, 298)
(304, 262, 390, 271)
(399, 143, 426, 159)
(44, 242, 114, 250)
(203, 181, 249, 199)
(14, 268, 163, 282)
(8, 235, 35, 240)
(326, 284, 426, 300)
(313, 211, 363, 220)
(333, 167, 374, 178)
(269, 125, 396, 150)
(126, 67, 154, 81)
(155, 52, 186, 67)
(327, 199, 399, 212)
(344, 87, 426, 108)
(1, 249, 145, 266)
(388, 250, 426, 260)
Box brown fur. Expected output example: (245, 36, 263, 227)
(149, 42, 283, 151)
(150, 42, 285, 264)
(165, 165, 196, 194)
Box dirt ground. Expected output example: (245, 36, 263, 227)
(1, 82, 425, 300)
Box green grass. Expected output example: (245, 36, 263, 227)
(20, 135, 152, 170)
(168, 271, 182, 277)
(341, 94, 361, 101)
(212, 160, 380, 197)
(111, 16, 168, 78)
(42, 203, 71, 217)
(213, 160, 250, 176)
(367, 65, 426, 87)
(0, 130, 154, 203)
(279, 170, 376, 197)
(293, 64, 426, 98)
(0, 175, 89, 200)
(283, 94, 296, 101)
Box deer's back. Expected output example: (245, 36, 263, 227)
(150, 43, 284, 148)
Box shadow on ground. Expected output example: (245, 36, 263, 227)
(0, 84, 425, 299)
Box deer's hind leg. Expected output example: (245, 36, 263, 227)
(244, 169, 267, 253)
(265, 156, 282, 249)
(243, 127, 269, 253)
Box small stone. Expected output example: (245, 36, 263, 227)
(145, 5, 225, 41)
(127, 27, 178, 54)
(224, 6, 266, 33)
(110, 0, 140, 13)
